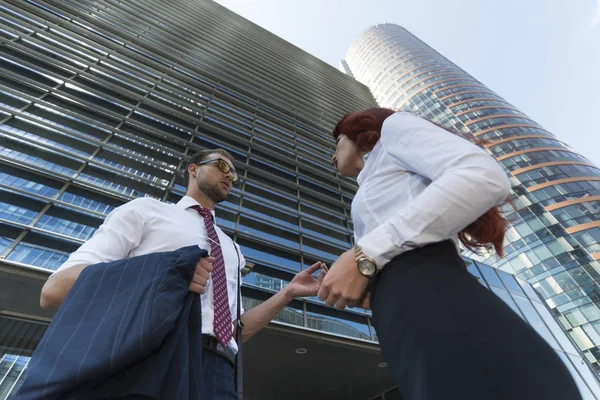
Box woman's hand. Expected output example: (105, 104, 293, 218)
(317, 248, 370, 310)
(348, 290, 371, 310)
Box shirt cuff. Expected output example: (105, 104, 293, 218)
(356, 222, 403, 270)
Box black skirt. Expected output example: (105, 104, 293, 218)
(370, 240, 582, 400)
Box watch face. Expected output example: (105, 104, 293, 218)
(358, 260, 376, 276)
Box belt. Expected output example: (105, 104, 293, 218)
(202, 335, 236, 366)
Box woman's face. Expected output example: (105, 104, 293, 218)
(333, 134, 363, 177)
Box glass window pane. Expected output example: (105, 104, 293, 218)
(567, 353, 600, 397)
(569, 326, 595, 350)
(274, 306, 305, 327)
(530, 302, 579, 355)
(0, 236, 14, 254)
(58, 189, 116, 215)
(517, 277, 542, 301)
(0, 201, 38, 225)
(6, 242, 69, 271)
(0, 354, 28, 399)
(497, 270, 525, 295)
(238, 216, 299, 250)
(490, 287, 524, 319)
(465, 260, 487, 287)
(242, 297, 304, 328)
(241, 198, 298, 230)
(580, 303, 600, 323)
(242, 271, 288, 292)
(512, 294, 560, 349)
(302, 236, 342, 263)
(306, 312, 371, 341)
(34, 213, 97, 241)
(0, 171, 61, 198)
(555, 352, 596, 399)
(476, 263, 504, 288)
(237, 238, 301, 272)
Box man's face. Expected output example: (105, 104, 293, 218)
(189, 153, 235, 203)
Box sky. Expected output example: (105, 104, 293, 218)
(214, 0, 600, 167)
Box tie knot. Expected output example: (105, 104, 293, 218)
(191, 205, 213, 222)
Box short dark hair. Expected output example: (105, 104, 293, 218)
(183, 149, 235, 186)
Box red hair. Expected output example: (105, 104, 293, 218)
(333, 108, 509, 257)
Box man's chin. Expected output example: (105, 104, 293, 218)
(199, 183, 230, 203)
(212, 190, 230, 203)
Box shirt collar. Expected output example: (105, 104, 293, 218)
(177, 195, 216, 218)
(356, 152, 371, 186)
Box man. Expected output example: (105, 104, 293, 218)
(40, 148, 327, 398)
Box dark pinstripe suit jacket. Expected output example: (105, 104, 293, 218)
(16, 245, 208, 400)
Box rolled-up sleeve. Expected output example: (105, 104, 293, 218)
(357, 113, 511, 268)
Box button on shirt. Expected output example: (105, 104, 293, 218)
(353, 112, 511, 269)
(54, 195, 245, 352)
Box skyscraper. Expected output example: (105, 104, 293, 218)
(0, 0, 384, 398)
(344, 23, 600, 374)
(0, 1, 599, 398)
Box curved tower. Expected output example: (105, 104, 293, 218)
(345, 23, 600, 373)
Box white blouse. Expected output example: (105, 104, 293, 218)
(352, 112, 511, 269)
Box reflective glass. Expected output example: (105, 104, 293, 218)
(512, 294, 560, 349)
(0, 172, 60, 198)
(567, 353, 600, 396)
(465, 262, 487, 286)
(6, 242, 69, 270)
(529, 300, 580, 355)
(58, 191, 115, 215)
(305, 312, 372, 341)
(238, 216, 299, 250)
(491, 287, 524, 319)
(238, 241, 301, 272)
(476, 263, 504, 288)
(0, 354, 28, 399)
(243, 271, 288, 292)
(516, 277, 543, 301)
(0, 201, 38, 225)
(0, 236, 13, 254)
(556, 352, 596, 399)
(497, 270, 525, 295)
(0, 146, 77, 176)
(35, 213, 97, 241)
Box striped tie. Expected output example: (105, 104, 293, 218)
(191, 206, 232, 347)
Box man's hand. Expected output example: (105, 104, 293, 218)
(189, 256, 216, 294)
(317, 249, 370, 310)
(239, 261, 328, 342)
(283, 262, 328, 299)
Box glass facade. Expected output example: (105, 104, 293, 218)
(0, 0, 377, 398)
(0, 1, 377, 317)
(345, 23, 600, 376)
(1, 2, 599, 398)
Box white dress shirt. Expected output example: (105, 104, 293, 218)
(55, 195, 245, 352)
(353, 112, 511, 269)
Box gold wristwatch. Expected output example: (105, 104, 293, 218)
(354, 246, 378, 277)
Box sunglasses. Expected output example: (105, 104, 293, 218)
(196, 158, 239, 184)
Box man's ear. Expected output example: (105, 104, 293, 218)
(188, 163, 197, 178)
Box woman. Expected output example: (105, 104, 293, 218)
(317, 108, 581, 399)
